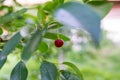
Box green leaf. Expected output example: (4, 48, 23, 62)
(43, 1, 62, 12)
(10, 61, 28, 80)
(63, 62, 83, 80)
(0, 27, 3, 35)
(44, 32, 70, 41)
(11, 18, 26, 27)
(61, 70, 82, 80)
(52, 0, 64, 4)
(48, 22, 62, 29)
(83, 0, 88, 3)
(87, 1, 113, 18)
(0, 6, 13, 13)
(0, 53, 7, 69)
(37, 6, 46, 24)
(0, 8, 27, 24)
(1, 32, 22, 56)
(21, 28, 47, 61)
(40, 61, 58, 80)
(54, 2, 101, 44)
(38, 41, 48, 53)
(43, 1, 55, 12)
(23, 14, 37, 21)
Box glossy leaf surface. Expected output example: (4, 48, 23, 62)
(40, 61, 58, 80)
(10, 61, 28, 80)
(0, 8, 27, 24)
(44, 32, 70, 41)
(21, 28, 46, 61)
(63, 62, 83, 80)
(1, 32, 22, 56)
(61, 70, 82, 80)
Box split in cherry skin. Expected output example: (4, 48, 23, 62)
(54, 39, 64, 48)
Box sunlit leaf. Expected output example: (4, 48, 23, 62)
(48, 22, 62, 29)
(43, 1, 55, 12)
(0, 8, 27, 24)
(52, 0, 64, 4)
(40, 61, 58, 80)
(23, 14, 38, 23)
(87, 1, 113, 18)
(10, 61, 28, 80)
(63, 62, 83, 80)
(37, 6, 46, 24)
(38, 41, 48, 53)
(43, 1, 62, 12)
(44, 32, 70, 41)
(1, 32, 22, 56)
(54, 2, 101, 44)
(21, 28, 47, 61)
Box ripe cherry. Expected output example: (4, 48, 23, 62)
(54, 39, 64, 48)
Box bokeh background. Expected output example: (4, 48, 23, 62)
(0, 0, 120, 80)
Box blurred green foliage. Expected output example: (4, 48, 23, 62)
(0, 0, 115, 80)
(0, 31, 120, 80)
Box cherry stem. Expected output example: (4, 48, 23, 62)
(57, 29, 60, 39)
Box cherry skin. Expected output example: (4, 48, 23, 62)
(54, 39, 64, 48)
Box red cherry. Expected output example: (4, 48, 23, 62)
(54, 39, 64, 47)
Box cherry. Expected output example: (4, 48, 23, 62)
(54, 39, 64, 48)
